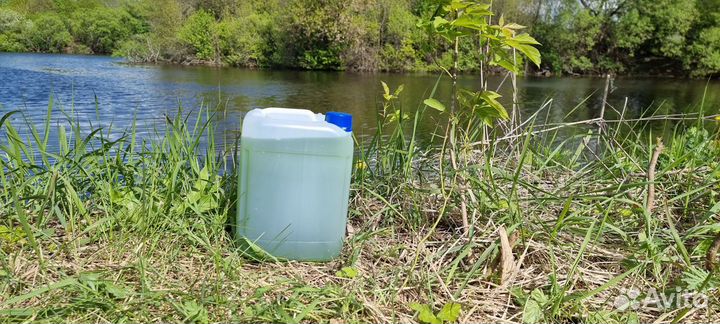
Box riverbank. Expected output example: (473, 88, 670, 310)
(3, 50, 712, 81)
(1, 96, 719, 322)
(114, 56, 715, 79)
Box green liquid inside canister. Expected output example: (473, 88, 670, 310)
(236, 108, 353, 261)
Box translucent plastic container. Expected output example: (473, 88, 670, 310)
(236, 108, 353, 261)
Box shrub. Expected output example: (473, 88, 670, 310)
(0, 8, 28, 52)
(0, 33, 25, 51)
(688, 27, 720, 77)
(300, 47, 344, 70)
(70, 7, 143, 54)
(0, 8, 24, 31)
(66, 43, 92, 54)
(380, 40, 418, 72)
(23, 13, 72, 53)
(283, 0, 346, 70)
(178, 9, 217, 62)
(534, 8, 602, 74)
(215, 14, 267, 67)
(113, 34, 160, 62)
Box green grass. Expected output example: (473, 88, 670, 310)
(1, 92, 720, 323)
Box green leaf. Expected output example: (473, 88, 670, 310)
(511, 33, 541, 45)
(510, 286, 529, 305)
(1, 278, 78, 307)
(79, 272, 102, 287)
(388, 110, 409, 122)
(437, 302, 461, 322)
(479, 91, 509, 120)
(452, 15, 487, 31)
(565, 265, 639, 303)
(381, 81, 398, 100)
(682, 266, 719, 291)
(192, 195, 218, 213)
(465, 3, 491, 13)
(522, 299, 543, 324)
(504, 23, 526, 30)
(177, 300, 209, 324)
(494, 59, 519, 73)
(529, 288, 548, 305)
(437, 29, 468, 41)
(500, 27, 514, 39)
(433, 16, 449, 29)
(394, 84, 405, 96)
(0, 225, 26, 245)
(505, 40, 541, 67)
(236, 236, 281, 262)
(504, 33, 541, 67)
(410, 303, 441, 324)
(336, 266, 358, 279)
(104, 283, 131, 299)
(423, 98, 446, 112)
(193, 166, 209, 192)
(448, 0, 472, 11)
(626, 312, 640, 324)
(457, 89, 508, 126)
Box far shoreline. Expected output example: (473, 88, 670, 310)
(1, 51, 716, 80)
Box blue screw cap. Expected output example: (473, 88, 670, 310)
(325, 112, 352, 132)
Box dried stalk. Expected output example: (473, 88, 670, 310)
(646, 138, 664, 214)
(706, 233, 720, 272)
(598, 74, 611, 134)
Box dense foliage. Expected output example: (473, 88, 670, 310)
(0, 0, 719, 76)
(531, 0, 720, 77)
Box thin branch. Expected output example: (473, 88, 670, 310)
(578, 0, 599, 15)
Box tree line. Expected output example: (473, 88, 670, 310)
(0, 0, 718, 77)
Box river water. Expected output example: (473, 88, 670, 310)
(1, 53, 718, 150)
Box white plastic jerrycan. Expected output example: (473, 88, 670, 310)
(237, 108, 353, 261)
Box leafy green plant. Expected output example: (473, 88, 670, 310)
(418, 0, 541, 120)
(335, 266, 358, 279)
(78, 272, 133, 300)
(410, 302, 461, 324)
(366, 81, 412, 178)
(516, 288, 548, 324)
(413, 0, 542, 233)
(174, 300, 209, 324)
(0, 225, 26, 252)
